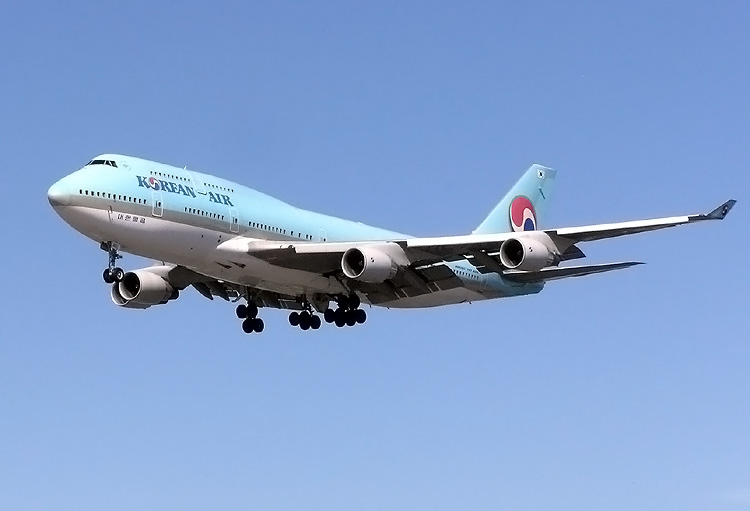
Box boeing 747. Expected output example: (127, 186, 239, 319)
(47, 155, 735, 334)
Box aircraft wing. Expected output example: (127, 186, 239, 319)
(215, 239, 466, 304)
(502, 261, 644, 283)
(383, 199, 734, 262)
(214, 199, 735, 303)
(548, 199, 736, 243)
(192, 279, 308, 310)
(151, 264, 308, 310)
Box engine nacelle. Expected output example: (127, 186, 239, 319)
(341, 245, 402, 283)
(111, 267, 178, 309)
(499, 237, 555, 271)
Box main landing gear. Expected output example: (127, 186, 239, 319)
(236, 294, 368, 335)
(236, 302, 265, 334)
(101, 242, 124, 284)
(288, 297, 322, 330)
(324, 294, 366, 328)
(288, 309, 322, 330)
(286, 294, 366, 331)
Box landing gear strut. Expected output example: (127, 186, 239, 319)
(101, 242, 124, 283)
(324, 294, 367, 328)
(236, 302, 264, 334)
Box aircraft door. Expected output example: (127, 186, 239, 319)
(152, 191, 163, 217)
(230, 208, 239, 233)
(188, 171, 207, 195)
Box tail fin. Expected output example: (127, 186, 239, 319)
(473, 164, 556, 234)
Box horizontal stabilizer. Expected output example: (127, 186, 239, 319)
(503, 261, 643, 283)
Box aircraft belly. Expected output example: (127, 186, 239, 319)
(58, 205, 542, 306)
(60, 205, 214, 265)
(59, 205, 345, 297)
(53, 205, 113, 245)
(206, 254, 345, 296)
(379, 287, 488, 309)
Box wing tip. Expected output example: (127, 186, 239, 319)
(706, 199, 736, 220)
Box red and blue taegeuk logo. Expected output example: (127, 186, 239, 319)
(509, 196, 536, 232)
(147, 177, 161, 190)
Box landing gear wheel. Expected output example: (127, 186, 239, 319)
(334, 309, 346, 328)
(112, 267, 124, 282)
(237, 301, 264, 334)
(310, 315, 321, 330)
(242, 318, 255, 333)
(103, 267, 124, 283)
(349, 294, 361, 310)
(289, 311, 300, 326)
(355, 309, 367, 324)
(323, 308, 336, 323)
(245, 303, 258, 319)
(346, 311, 357, 327)
(299, 311, 311, 330)
(337, 295, 350, 310)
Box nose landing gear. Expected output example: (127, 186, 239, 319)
(101, 242, 124, 283)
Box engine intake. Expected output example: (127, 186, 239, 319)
(499, 237, 555, 272)
(341, 245, 402, 283)
(111, 267, 178, 308)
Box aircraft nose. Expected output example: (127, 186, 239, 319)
(47, 179, 70, 208)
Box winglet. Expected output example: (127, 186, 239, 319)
(705, 199, 736, 220)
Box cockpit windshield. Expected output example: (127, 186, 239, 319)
(85, 159, 118, 168)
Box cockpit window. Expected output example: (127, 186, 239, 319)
(85, 159, 118, 168)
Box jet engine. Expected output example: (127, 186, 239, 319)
(341, 244, 404, 283)
(111, 266, 179, 309)
(499, 237, 555, 272)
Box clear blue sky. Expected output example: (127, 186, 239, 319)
(1, 2, 748, 510)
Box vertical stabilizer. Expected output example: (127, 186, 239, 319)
(473, 164, 556, 234)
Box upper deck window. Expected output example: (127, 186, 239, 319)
(85, 159, 118, 168)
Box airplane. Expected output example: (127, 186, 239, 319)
(47, 154, 735, 334)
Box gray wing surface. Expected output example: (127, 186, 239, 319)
(207, 199, 735, 302)
(502, 262, 644, 283)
